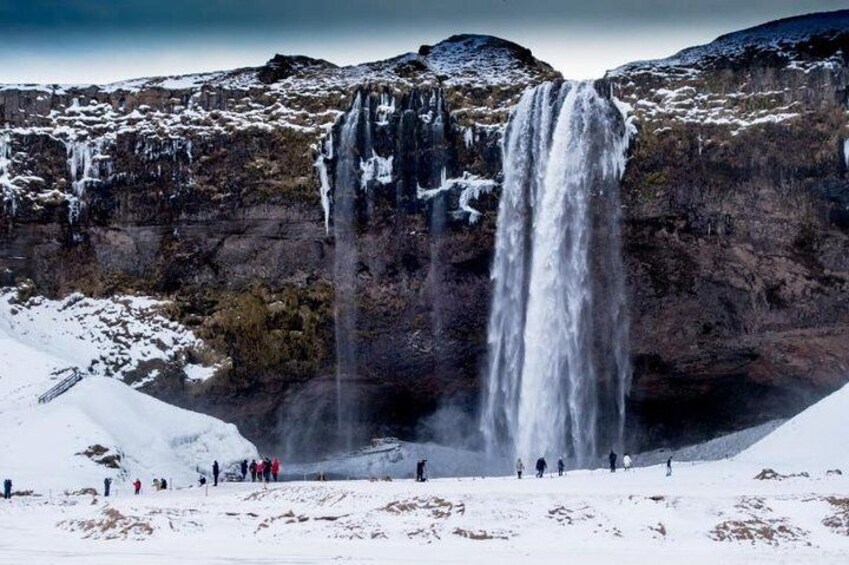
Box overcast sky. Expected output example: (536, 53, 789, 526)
(0, 0, 846, 84)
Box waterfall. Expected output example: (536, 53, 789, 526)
(0, 133, 16, 215)
(333, 93, 363, 453)
(66, 139, 108, 225)
(481, 81, 631, 467)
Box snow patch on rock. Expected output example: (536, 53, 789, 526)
(0, 289, 219, 386)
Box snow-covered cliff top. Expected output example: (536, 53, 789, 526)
(611, 10, 849, 76)
(0, 34, 557, 96)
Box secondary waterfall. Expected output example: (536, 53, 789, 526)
(333, 93, 363, 453)
(480, 81, 631, 467)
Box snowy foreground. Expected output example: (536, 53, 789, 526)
(1, 461, 848, 564)
(1, 288, 847, 563)
(2, 385, 849, 563)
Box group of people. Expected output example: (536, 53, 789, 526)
(243, 457, 281, 483)
(608, 451, 633, 472)
(515, 452, 673, 478)
(120, 457, 288, 497)
(515, 456, 566, 479)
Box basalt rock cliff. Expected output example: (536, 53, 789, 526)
(1, 15, 848, 457)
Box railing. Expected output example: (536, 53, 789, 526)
(38, 368, 86, 404)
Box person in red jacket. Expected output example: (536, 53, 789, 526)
(133, 478, 142, 495)
(256, 459, 265, 482)
(271, 458, 280, 482)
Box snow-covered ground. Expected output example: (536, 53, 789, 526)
(1, 452, 847, 563)
(1, 380, 847, 563)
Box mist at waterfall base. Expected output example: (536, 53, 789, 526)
(481, 81, 632, 469)
(275, 81, 632, 474)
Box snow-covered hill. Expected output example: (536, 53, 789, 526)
(612, 9, 849, 76)
(0, 287, 257, 493)
(0, 377, 257, 492)
(737, 382, 849, 472)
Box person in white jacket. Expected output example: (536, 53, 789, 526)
(623, 453, 632, 471)
(516, 458, 525, 479)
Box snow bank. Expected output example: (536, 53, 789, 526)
(737, 382, 849, 471)
(0, 377, 256, 492)
(0, 287, 255, 493)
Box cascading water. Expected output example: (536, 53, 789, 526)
(333, 92, 364, 453)
(481, 80, 631, 467)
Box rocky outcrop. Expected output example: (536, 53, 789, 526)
(1, 14, 848, 456)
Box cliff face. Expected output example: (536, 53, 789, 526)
(610, 11, 849, 446)
(1, 15, 848, 455)
(0, 35, 560, 455)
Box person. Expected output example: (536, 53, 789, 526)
(415, 459, 425, 482)
(271, 457, 280, 482)
(212, 460, 220, 487)
(535, 457, 547, 478)
(3, 479, 11, 500)
(153, 478, 161, 491)
(557, 457, 565, 476)
(609, 451, 617, 473)
(256, 459, 265, 482)
(199, 475, 207, 486)
(240, 459, 248, 481)
(263, 457, 272, 482)
(666, 456, 673, 477)
(623, 453, 632, 471)
(516, 458, 524, 479)
(133, 478, 142, 495)
(249, 459, 258, 482)
(160, 478, 168, 490)
(104, 477, 112, 497)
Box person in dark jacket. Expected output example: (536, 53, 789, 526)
(666, 456, 673, 477)
(103, 477, 112, 497)
(212, 460, 220, 486)
(263, 458, 272, 482)
(557, 457, 565, 476)
(241, 459, 248, 481)
(3, 479, 11, 500)
(249, 459, 258, 482)
(415, 459, 428, 482)
(160, 478, 167, 490)
(609, 451, 617, 473)
(535, 457, 547, 478)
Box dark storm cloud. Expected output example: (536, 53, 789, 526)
(0, 0, 845, 83)
(1, 0, 846, 33)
